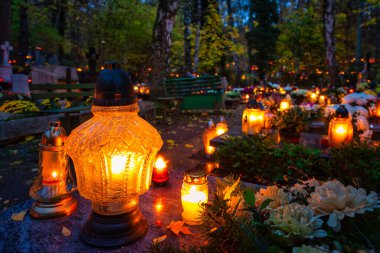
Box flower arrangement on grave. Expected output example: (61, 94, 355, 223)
(154, 176, 380, 252)
(0, 100, 40, 113)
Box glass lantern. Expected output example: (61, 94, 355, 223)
(375, 101, 380, 118)
(65, 62, 163, 247)
(202, 119, 217, 157)
(328, 105, 353, 148)
(181, 169, 208, 225)
(29, 121, 77, 219)
(279, 98, 290, 111)
(216, 116, 228, 136)
(242, 100, 265, 135)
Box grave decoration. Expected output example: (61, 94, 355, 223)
(152, 156, 169, 185)
(328, 105, 353, 148)
(29, 121, 77, 219)
(65, 62, 163, 248)
(279, 97, 290, 111)
(181, 169, 208, 225)
(216, 116, 228, 135)
(202, 119, 217, 157)
(242, 99, 265, 135)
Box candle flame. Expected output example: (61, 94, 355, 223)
(52, 171, 58, 178)
(111, 155, 127, 174)
(216, 127, 226, 136)
(311, 93, 317, 99)
(155, 156, 166, 170)
(207, 146, 215, 154)
(336, 126, 346, 134)
(280, 101, 289, 110)
(245, 94, 249, 99)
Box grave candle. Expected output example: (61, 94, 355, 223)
(181, 170, 208, 225)
(152, 156, 169, 184)
(328, 105, 353, 148)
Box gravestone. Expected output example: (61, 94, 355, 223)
(11, 74, 30, 96)
(0, 41, 13, 83)
(31, 65, 78, 84)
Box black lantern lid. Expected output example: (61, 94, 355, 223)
(93, 62, 138, 106)
(247, 99, 264, 110)
(334, 105, 349, 118)
(184, 169, 207, 185)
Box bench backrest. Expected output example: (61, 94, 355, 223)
(163, 76, 222, 97)
(29, 83, 95, 100)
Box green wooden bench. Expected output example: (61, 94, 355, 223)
(29, 83, 95, 132)
(29, 83, 95, 114)
(161, 75, 223, 110)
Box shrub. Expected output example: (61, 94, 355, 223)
(214, 135, 327, 184)
(328, 140, 380, 191)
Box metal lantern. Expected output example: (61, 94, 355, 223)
(152, 156, 169, 185)
(216, 116, 228, 136)
(65, 62, 163, 248)
(202, 120, 217, 156)
(242, 100, 265, 135)
(29, 121, 77, 219)
(181, 169, 208, 225)
(328, 105, 353, 148)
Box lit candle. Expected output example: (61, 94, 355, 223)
(181, 170, 208, 225)
(181, 186, 207, 225)
(152, 156, 169, 184)
(216, 116, 228, 136)
(319, 95, 326, 106)
(242, 100, 265, 135)
(328, 105, 353, 148)
(279, 100, 290, 111)
(310, 92, 317, 103)
(203, 120, 217, 156)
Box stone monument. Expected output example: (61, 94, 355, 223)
(0, 41, 13, 83)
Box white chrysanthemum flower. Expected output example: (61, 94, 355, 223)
(356, 115, 369, 131)
(292, 245, 327, 253)
(269, 203, 327, 239)
(255, 185, 292, 209)
(291, 178, 321, 197)
(353, 106, 369, 118)
(342, 92, 377, 106)
(308, 180, 380, 232)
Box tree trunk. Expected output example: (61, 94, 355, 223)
(226, 0, 241, 85)
(323, 0, 339, 86)
(183, 0, 192, 73)
(18, 0, 29, 67)
(149, 0, 178, 99)
(0, 0, 11, 64)
(355, 0, 364, 72)
(193, 0, 201, 73)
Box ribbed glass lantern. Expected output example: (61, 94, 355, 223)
(242, 100, 265, 135)
(65, 62, 163, 248)
(328, 105, 353, 148)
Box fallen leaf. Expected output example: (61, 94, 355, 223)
(167, 220, 193, 236)
(166, 139, 175, 145)
(10, 161, 22, 166)
(184, 144, 194, 148)
(223, 176, 241, 200)
(11, 210, 27, 221)
(62, 225, 71, 237)
(25, 136, 35, 142)
(152, 235, 167, 245)
(180, 226, 193, 235)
